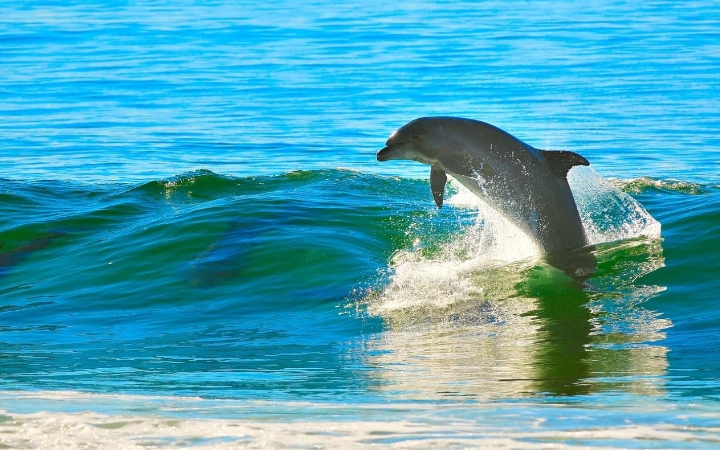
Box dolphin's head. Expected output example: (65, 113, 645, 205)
(376, 118, 441, 165)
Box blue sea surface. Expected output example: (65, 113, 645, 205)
(1, 1, 720, 448)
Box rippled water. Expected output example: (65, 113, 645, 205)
(1, 1, 720, 448)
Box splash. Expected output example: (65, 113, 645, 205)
(364, 169, 668, 400)
(568, 167, 661, 245)
(369, 167, 661, 315)
(368, 184, 540, 315)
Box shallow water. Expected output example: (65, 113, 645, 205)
(2, 0, 720, 448)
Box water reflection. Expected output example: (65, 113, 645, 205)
(361, 237, 668, 399)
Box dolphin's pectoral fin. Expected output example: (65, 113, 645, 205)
(430, 165, 448, 208)
(540, 150, 590, 179)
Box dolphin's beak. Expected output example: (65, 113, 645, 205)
(376, 146, 393, 162)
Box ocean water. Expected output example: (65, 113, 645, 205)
(1, 0, 720, 448)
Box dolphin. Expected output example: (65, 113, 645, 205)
(0, 232, 66, 281)
(185, 215, 277, 288)
(377, 117, 595, 279)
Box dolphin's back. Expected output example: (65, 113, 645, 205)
(426, 117, 590, 254)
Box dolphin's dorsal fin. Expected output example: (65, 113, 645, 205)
(540, 150, 589, 178)
(430, 165, 447, 208)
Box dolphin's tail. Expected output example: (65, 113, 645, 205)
(546, 245, 598, 282)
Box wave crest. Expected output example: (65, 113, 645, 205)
(610, 176, 709, 195)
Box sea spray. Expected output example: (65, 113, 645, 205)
(369, 167, 663, 316)
(568, 167, 661, 245)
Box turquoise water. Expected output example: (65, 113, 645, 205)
(2, 1, 720, 448)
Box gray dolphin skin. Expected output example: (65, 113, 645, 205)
(377, 117, 595, 279)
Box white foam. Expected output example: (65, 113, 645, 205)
(1, 391, 718, 450)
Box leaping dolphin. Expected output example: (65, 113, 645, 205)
(377, 117, 595, 279)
